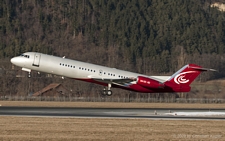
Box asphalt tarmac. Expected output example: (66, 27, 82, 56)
(0, 107, 225, 120)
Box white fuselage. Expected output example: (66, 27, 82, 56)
(11, 52, 169, 82)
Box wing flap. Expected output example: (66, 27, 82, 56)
(88, 75, 136, 86)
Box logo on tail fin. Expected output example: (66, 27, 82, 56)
(174, 71, 197, 84)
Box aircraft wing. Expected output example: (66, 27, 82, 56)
(88, 75, 136, 87)
(88, 75, 171, 87)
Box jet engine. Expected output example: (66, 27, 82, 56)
(137, 76, 164, 89)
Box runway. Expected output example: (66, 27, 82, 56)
(0, 107, 225, 120)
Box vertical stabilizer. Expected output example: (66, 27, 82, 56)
(165, 64, 208, 92)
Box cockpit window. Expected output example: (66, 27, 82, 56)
(20, 54, 30, 58)
(24, 55, 29, 58)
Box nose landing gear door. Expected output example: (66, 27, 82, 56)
(33, 53, 41, 67)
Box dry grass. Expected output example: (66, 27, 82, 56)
(0, 101, 225, 109)
(0, 116, 224, 141)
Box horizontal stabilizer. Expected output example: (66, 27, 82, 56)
(190, 66, 217, 72)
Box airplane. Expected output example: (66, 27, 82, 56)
(10, 52, 215, 96)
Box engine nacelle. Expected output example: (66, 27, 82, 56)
(137, 76, 164, 89)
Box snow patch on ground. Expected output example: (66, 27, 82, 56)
(165, 112, 225, 116)
(211, 3, 225, 12)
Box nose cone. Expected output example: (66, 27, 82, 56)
(11, 57, 17, 64)
(11, 57, 23, 66)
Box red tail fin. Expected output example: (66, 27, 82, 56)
(165, 64, 208, 92)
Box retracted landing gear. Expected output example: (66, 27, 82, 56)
(102, 83, 112, 96)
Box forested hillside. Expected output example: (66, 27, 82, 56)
(1, 0, 225, 97)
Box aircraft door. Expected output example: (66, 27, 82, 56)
(33, 54, 41, 67)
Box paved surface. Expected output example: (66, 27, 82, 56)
(0, 107, 225, 120)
